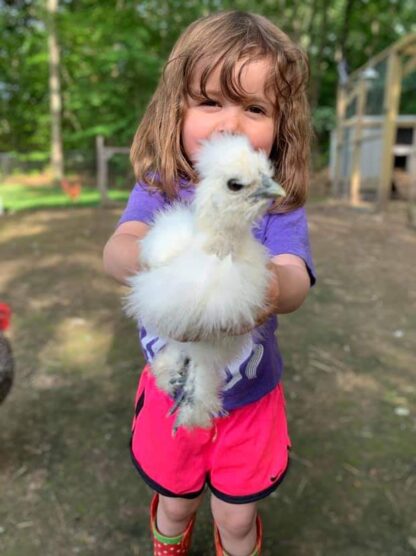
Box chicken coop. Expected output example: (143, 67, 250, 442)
(330, 33, 416, 222)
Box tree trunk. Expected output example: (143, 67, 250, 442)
(337, 0, 357, 65)
(309, 0, 330, 109)
(47, 0, 64, 184)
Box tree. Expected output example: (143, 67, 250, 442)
(0, 0, 415, 169)
(46, 0, 63, 182)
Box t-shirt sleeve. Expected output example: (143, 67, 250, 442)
(263, 207, 317, 286)
(117, 182, 165, 226)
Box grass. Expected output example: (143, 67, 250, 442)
(0, 182, 129, 212)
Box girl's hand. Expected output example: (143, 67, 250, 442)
(254, 260, 281, 325)
(231, 261, 280, 333)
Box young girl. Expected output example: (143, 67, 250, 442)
(104, 11, 316, 556)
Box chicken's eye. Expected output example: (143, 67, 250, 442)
(227, 179, 244, 192)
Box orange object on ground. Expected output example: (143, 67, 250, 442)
(61, 179, 82, 200)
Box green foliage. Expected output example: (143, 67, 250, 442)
(312, 106, 336, 135)
(400, 71, 416, 114)
(0, 1, 50, 151)
(0, 0, 416, 158)
(15, 151, 50, 162)
(57, 2, 162, 151)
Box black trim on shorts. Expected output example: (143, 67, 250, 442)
(206, 458, 291, 504)
(129, 389, 205, 500)
(134, 391, 145, 417)
(129, 438, 206, 499)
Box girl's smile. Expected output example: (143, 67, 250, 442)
(181, 58, 276, 164)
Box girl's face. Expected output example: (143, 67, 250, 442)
(181, 58, 276, 165)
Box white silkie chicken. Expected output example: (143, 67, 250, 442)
(125, 134, 286, 431)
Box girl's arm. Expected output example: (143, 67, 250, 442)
(103, 221, 149, 285)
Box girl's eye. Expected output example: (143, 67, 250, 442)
(200, 98, 220, 107)
(248, 105, 266, 115)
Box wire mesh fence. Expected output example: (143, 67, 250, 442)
(0, 149, 135, 190)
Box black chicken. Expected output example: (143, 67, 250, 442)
(0, 303, 14, 403)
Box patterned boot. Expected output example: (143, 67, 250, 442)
(214, 514, 263, 556)
(150, 494, 196, 556)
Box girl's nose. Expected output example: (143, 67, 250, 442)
(216, 108, 241, 134)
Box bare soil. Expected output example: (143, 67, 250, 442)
(0, 200, 415, 555)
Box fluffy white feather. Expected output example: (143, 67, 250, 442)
(125, 133, 286, 431)
(139, 205, 195, 268)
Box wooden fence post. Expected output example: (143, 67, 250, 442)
(96, 135, 109, 205)
(349, 79, 367, 206)
(377, 52, 402, 212)
(408, 136, 416, 228)
(332, 85, 347, 197)
(96, 137, 130, 205)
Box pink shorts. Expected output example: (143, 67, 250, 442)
(130, 365, 291, 503)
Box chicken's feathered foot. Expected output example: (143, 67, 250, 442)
(168, 357, 227, 433)
(168, 357, 196, 434)
(152, 343, 229, 432)
(151, 344, 189, 394)
(168, 357, 190, 396)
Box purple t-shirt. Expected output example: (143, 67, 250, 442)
(118, 181, 316, 411)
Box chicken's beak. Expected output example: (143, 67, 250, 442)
(251, 175, 286, 199)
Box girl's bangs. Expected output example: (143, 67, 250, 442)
(184, 45, 277, 105)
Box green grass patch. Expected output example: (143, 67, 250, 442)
(0, 182, 129, 212)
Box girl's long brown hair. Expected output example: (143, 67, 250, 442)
(130, 11, 311, 211)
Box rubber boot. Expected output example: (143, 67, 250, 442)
(150, 493, 196, 555)
(214, 514, 263, 556)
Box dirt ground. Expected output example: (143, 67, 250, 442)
(0, 200, 415, 556)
